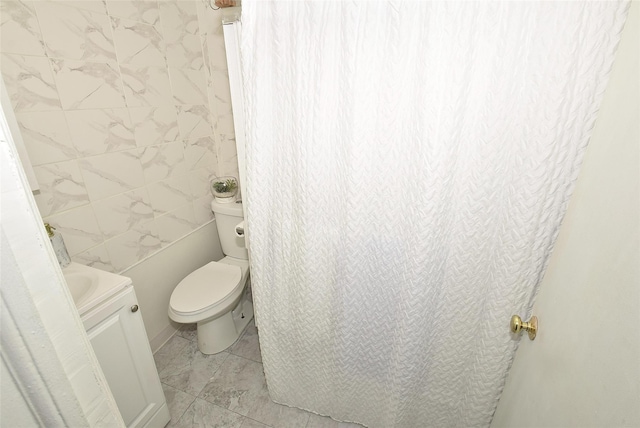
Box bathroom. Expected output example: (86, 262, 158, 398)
(1, 1, 638, 427)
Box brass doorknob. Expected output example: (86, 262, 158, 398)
(510, 315, 538, 340)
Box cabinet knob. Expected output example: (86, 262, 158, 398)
(131, 304, 139, 313)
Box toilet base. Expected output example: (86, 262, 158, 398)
(197, 296, 254, 354)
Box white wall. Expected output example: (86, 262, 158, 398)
(492, 2, 639, 426)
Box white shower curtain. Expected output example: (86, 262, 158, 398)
(240, 2, 629, 427)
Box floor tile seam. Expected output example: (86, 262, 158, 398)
(195, 383, 259, 416)
(161, 381, 198, 399)
(229, 329, 250, 351)
(194, 371, 289, 428)
(171, 403, 192, 425)
(189, 350, 231, 397)
(160, 382, 197, 425)
(229, 350, 264, 365)
(162, 336, 192, 362)
(193, 380, 301, 428)
(173, 398, 198, 427)
(242, 413, 275, 428)
(205, 400, 273, 427)
(194, 374, 229, 403)
(155, 355, 176, 375)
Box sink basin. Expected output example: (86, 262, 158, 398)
(64, 270, 98, 306)
(62, 263, 132, 315)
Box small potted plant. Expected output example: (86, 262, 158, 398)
(210, 176, 238, 203)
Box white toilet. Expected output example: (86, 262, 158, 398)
(168, 200, 253, 354)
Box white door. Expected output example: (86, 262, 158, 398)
(492, 4, 640, 427)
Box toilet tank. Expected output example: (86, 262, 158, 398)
(211, 200, 248, 260)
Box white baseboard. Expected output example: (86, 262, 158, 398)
(150, 323, 180, 354)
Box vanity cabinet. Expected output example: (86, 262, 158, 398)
(82, 285, 170, 428)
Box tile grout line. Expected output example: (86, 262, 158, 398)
(167, 324, 271, 425)
(161, 341, 232, 425)
(229, 350, 262, 365)
(169, 333, 311, 428)
(193, 351, 230, 398)
(160, 381, 197, 426)
(163, 347, 274, 428)
(184, 345, 268, 426)
(211, 401, 274, 428)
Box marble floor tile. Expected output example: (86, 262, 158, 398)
(306, 413, 364, 428)
(160, 341, 229, 396)
(179, 323, 197, 341)
(199, 352, 309, 428)
(154, 331, 191, 372)
(162, 383, 197, 427)
(198, 353, 266, 417)
(175, 398, 244, 428)
(245, 392, 310, 428)
(230, 320, 262, 363)
(156, 331, 367, 428)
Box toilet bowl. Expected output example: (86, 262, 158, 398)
(168, 200, 253, 354)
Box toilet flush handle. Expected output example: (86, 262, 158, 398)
(235, 221, 245, 237)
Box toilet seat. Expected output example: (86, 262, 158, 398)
(168, 258, 249, 324)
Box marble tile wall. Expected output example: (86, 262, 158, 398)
(0, 0, 239, 272)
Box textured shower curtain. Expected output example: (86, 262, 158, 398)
(240, 2, 629, 427)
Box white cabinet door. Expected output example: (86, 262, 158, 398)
(84, 287, 169, 428)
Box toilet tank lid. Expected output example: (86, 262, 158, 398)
(211, 200, 243, 216)
(170, 261, 241, 314)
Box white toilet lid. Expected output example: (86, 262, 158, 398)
(170, 261, 242, 314)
